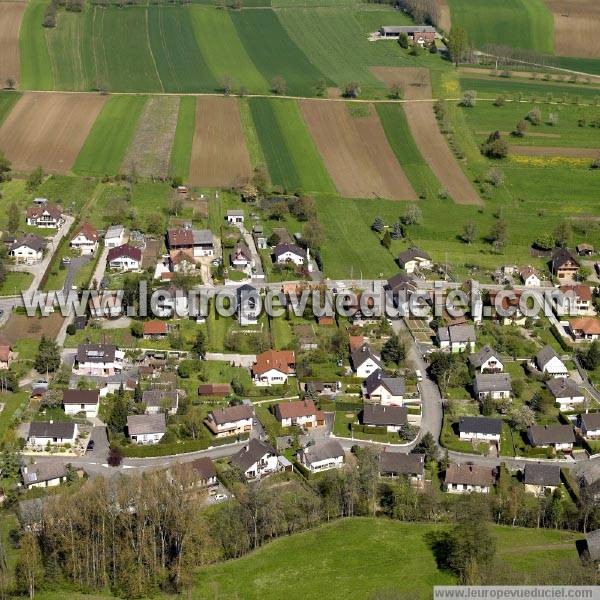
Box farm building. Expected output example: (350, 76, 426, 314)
(378, 25, 436, 45)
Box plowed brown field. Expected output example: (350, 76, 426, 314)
(0, 2, 26, 84)
(546, 0, 600, 58)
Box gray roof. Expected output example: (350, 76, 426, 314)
(127, 413, 166, 436)
(528, 424, 575, 446)
(105, 225, 124, 237)
(188, 457, 217, 481)
(398, 247, 431, 266)
(586, 529, 600, 561)
(76, 343, 117, 363)
(28, 421, 76, 439)
(10, 233, 45, 253)
(438, 323, 476, 344)
(302, 440, 344, 464)
(469, 345, 500, 369)
(474, 372, 512, 393)
(351, 343, 382, 370)
(231, 439, 277, 473)
(226, 209, 244, 217)
(551, 247, 579, 271)
(546, 377, 582, 399)
(459, 416, 502, 436)
(362, 404, 407, 427)
(62, 389, 99, 405)
(274, 243, 306, 259)
(364, 369, 405, 397)
(380, 25, 436, 34)
(192, 229, 213, 246)
(142, 389, 178, 408)
(582, 412, 600, 431)
(524, 463, 560, 487)
(21, 461, 67, 486)
(209, 404, 253, 425)
(379, 452, 425, 476)
(445, 463, 496, 487)
(535, 346, 561, 370)
(385, 272, 418, 293)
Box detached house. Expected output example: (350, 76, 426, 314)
(231, 438, 281, 480)
(252, 349, 296, 386)
(237, 284, 260, 326)
(458, 416, 502, 443)
(378, 452, 425, 483)
(536, 346, 568, 378)
(225, 209, 244, 225)
(62, 389, 100, 419)
(204, 404, 254, 438)
(558, 284, 594, 316)
(274, 399, 324, 428)
(351, 343, 382, 378)
(142, 389, 179, 415)
(142, 320, 169, 339)
(527, 424, 575, 451)
(127, 414, 166, 444)
(274, 243, 306, 266)
(363, 369, 405, 405)
(378, 25, 436, 45)
(186, 458, 218, 487)
(27, 421, 78, 447)
(21, 461, 69, 489)
(468, 345, 503, 373)
(437, 323, 476, 353)
(523, 463, 561, 496)
(551, 248, 579, 282)
(9, 234, 44, 264)
(581, 412, 600, 439)
(546, 377, 584, 410)
(74, 344, 124, 376)
(167, 228, 214, 258)
(362, 404, 407, 433)
(570, 317, 600, 341)
(107, 244, 142, 272)
(230, 242, 252, 269)
(0, 343, 13, 370)
(104, 225, 125, 248)
(444, 463, 496, 494)
(169, 249, 196, 273)
(70, 222, 99, 255)
(397, 247, 432, 274)
(26, 203, 63, 228)
(474, 373, 512, 401)
(520, 266, 541, 288)
(298, 440, 345, 472)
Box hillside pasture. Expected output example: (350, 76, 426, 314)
(249, 97, 335, 193)
(19, 0, 54, 90)
(189, 96, 252, 187)
(0, 92, 106, 173)
(73, 95, 146, 177)
(300, 100, 416, 200)
(122, 95, 180, 178)
(0, 2, 26, 85)
(546, 0, 600, 58)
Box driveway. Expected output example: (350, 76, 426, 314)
(205, 352, 256, 368)
(62, 255, 90, 294)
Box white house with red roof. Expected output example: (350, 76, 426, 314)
(70, 222, 99, 255)
(252, 349, 296, 386)
(107, 244, 142, 271)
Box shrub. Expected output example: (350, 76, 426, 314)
(526, 108, 542, 125)
(481, 131, 508, 159)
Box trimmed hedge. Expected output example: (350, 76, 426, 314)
(119, 433, 249, 458)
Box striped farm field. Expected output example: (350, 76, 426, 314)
(0, 92, 20, 127)
(73, 95, 146, 177)
(189, 96, 252, 188)
(169, 96, 197, 181)
(0, 2, 27, 85)
(300, 100, 416, 201)
(19, 0, 54, 90)
(249, 98, 335, 194)
(0, 92, 107, 173)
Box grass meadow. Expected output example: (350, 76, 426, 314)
(19, 0, 54, 90)
(169, 96, 197, 180)
(0, 92, 20, 126)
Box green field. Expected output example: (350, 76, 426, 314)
(20, 0, 54, 90)
(73, 95, 146, 176)
(0, 92, 20, 127)
(169, 96, 197, 180)
(249, 97, 335, 193)
(448, 0, 554, 54)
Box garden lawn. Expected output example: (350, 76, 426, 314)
(19, 0, 54, 90)
(73, 95, 147, 176)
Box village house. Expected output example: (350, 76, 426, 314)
(527, 424, 575, 451)
(536, 346, 568, 378)
(557, 284, 594, 316)
(397, 247, 432, 274)
(20, 461, 69, 489)
(74, 344, 124, 376)
(520, 266, 541, 288)
(569, 317, 600, 341)
(27, 421, 79, 447)
(104, 225, 126, 248)
(107, 244, 142, 272)
(351, 343, 383, 378)
(70, 222, 99, 255)
(274, 398, 324, 428)
(26, 202, 63, 228)
(546, 377, 585, 410)
(468, 345, 503, 373)
(580, 412, 600, 439)
(458, 416, 502, 443)
(198, 383, 232, 398)
(142, 320, 169, 340)
(362, 404, 407, 433)
(188, 457, 218, 487)
(444, 463, 496, 494)
(9, 234, 44, 264)
(204, 404, 254, 438)
(551, 248, 579, 282)
(230, 242, 253, 270)
(237, 283, 260, 326)
(363, 369, 405, 405)
(89, 293, 123, 319)
(231, 438, 282, 480)
(378, 452, 425, 483)
(127, 414, 166, 444)
(274, 243, 306, 266)
(0, 342, 14, 370)
(298, 440, 345, 472)
(473, 373, 512, 401)
(252, 349, 296, 386)
(437, 323, 476, 353)
(167, 228, 214, 258)
(378, 25, 436, 45)
(142, 389, 179, 415)
(170, 249, 196, 273)
(523, 463, 561, 496)
(225, 209, 244, 226)
(62, 389, 100, 419)
(489, 290, 528, 326)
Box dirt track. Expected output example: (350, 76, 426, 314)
(508, 145, 600, 157)
(0, 92, 107, 173)
(546, 0, 600, 58)
(299, 100, 416, 201)
(188, 96, 252, 188)
(0, 2, 26, 84)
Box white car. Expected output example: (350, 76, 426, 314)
(213, 493, 227, 502)
(415, 370, 423, 382)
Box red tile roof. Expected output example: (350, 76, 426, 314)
(73, 222, 98, 241)
(253, 349, 295, 376)
(274, 399, 317, 420)
(143, 321, 168, 335)
(107, 243, 142, 263)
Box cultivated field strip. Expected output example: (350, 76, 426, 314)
(508, 145, 600, 158)
(122, 95, 180, 178)
(189, 96, 252, 187)
(0, 92, 106, 173)
(545, 0, 600, 58)
(0, 2, 27, 84)
(299, 100, 416, 201)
